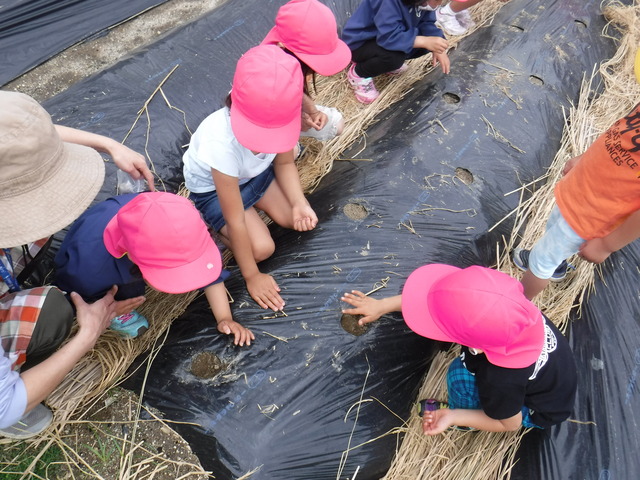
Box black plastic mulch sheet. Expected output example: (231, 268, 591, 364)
(39, 0, 632, 478)
(512, 241, 640, 480)
(0, 0, 167, 86)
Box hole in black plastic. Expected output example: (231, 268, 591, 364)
(190, 352, 227, 379)
(341, 313, 369, 336)
(343, 203, 369, 220)
(454, 167, 474, 185)
(529, 75, 544, 86)
(508, 25, 524, 32)
(574, 19, 587, 28)
(443, 92, 460, 104)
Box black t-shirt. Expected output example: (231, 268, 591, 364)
(461, 315, 577, 428)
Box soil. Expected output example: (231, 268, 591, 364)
(3, 1, 226, 478)
(4, 0, 225, 102)
(190, 351, 227, 379)
(56, 389, 208, 479)
(340, 313, 369, 336)
(454, 167, 474, 185)
(343, 201, 370, 220)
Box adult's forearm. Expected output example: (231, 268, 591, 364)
(20, 332, 96, 412)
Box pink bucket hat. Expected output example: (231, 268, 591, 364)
(263, 0, 351, 76)
(230, 45, 303, 153)
(401, 264, 545, 369)
(103, 192, 222, 294)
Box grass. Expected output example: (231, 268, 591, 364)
(0, 441, 64, 479)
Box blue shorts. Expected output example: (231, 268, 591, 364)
(528, 205, 584, 279)
(446, 357, 542, 429)
(189, 166, 275, 231)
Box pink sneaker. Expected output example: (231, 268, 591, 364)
(347, 64, 379, 104)
(389, 63, 409, 75)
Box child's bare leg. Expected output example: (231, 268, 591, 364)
(521, 269, 550, 300)
(220, 208, 275, 262)
(255, 180, 295, 229)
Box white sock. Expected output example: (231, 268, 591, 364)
(441, 4, 454, 15)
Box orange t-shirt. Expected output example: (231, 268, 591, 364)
(555, 103, 640, 240)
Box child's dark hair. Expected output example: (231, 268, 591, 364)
(282, 48, 315, 97)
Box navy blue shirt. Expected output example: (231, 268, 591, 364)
(341, 0, 444, 54)
(55, 194, 143, 301)
(55, 193, 228, 302)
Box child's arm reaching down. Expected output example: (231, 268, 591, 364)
(422, 408, 522, 435)
(341, 291, 402, 325)
(579, 209, 640, 264)
(414, 36, 450, 74)
(204, 282, 254, 346)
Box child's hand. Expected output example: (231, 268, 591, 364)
(424, 36, 448, 55)
(108, 142, 156, 191)
(341, 290, 385, 325)
(302, 110, 328, 132)
(562, 154, 582, 176)
(422, 408, 455, 435)
(246, 272, 285, 311)
(292, 204, 318, 232)
(217, 319, 255, 346)
(433, 52, 450, 74)
(578, 238, 613, 264)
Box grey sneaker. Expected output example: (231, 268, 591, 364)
(0, 403, 53, 439)
(512, 248, 569, 282)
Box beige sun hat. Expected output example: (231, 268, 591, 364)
(0, 91, 105, 248)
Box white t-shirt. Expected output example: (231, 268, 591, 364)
(183, 108, 276, 193)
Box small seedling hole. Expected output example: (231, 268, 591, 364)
(529, 75, 544, 86)
(443, 92, 460, 104)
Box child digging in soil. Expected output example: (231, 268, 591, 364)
(183, 45, 316, 312)
(55, 192, 254, 346)
(513, 102, 640, 299)
(341, 0, 451, 104)
(341, 264, 577, 433)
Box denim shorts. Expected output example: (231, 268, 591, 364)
(528, 205, 584, 279)
(447, 357, 541, 429)
(189, 165, 275, 231)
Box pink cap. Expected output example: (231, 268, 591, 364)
(103, 192, 222, 294)
(230, 45, 303, 153)
(401, 264, 545, 369)
(263, 0, 351, 76)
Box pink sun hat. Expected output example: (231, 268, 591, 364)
(103, 192, 222, 294)
(263, 0, 351, 76)
(230, 44, 303, 153)
(401, 264, 545, 369)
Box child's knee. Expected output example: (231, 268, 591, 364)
(253, 237, 275, 262)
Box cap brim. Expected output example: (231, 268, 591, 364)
(0, 142, 105, 248)
(401, 264, 461, 341)
(295, 39, 352, 76)
(142, 242, 223, 294)
(230, 103, 300, 153)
